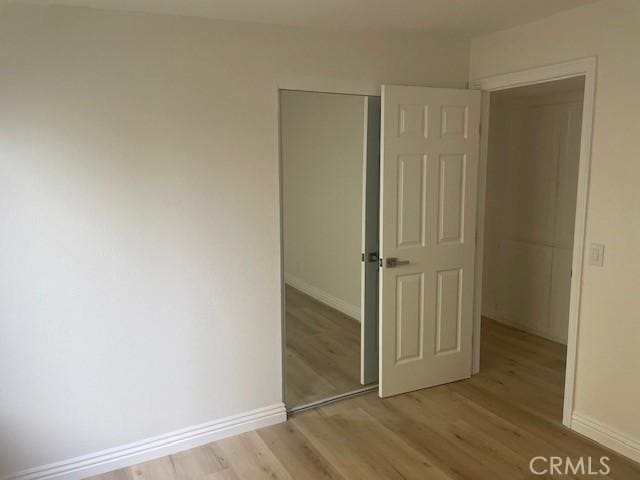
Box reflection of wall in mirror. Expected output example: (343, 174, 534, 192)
(281, 90, 365, 321)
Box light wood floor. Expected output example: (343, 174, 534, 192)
(91, 318, 640, 480)
(284, 285, 362, 408)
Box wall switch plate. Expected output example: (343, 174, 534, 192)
(589, 243, 605, 267)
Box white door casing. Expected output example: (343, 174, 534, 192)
(470, 57, 597, 428)
(379, 85, 481, 397)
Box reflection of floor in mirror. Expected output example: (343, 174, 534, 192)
(285, 285, 362, 408)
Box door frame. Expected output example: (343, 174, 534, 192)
(469, 56, 597, 428)
(275, 81, 382, 412)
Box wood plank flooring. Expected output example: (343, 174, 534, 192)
(90, 317, 640, 480)
(284, 285, 362, 408)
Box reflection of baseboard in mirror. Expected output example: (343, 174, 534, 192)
(284, 285, 362, 408)
(280, 89, 380, 410)
(285, 274, 360, 321)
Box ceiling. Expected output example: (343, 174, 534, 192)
(9, 0, 599, 35)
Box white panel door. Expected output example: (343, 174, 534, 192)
(379, 85, 481, 397)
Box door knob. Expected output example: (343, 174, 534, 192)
(385, 257, 410, 268)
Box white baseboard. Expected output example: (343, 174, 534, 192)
(481, 304, 497, 321)
(483, 313, 567, 345)
(4, 403, 286, 480)
(571, 412, 640, 464)
(285, 274, 361, 321)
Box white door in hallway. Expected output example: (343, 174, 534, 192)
(379, 85, 481, 397)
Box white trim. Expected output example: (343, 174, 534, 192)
(4, 404, 286, 480)
(572, 413, 640, 464)
(472, 90, 490, 375)
(285, 274, 361, 321)
(276, 86, 287, 412)
(278, 78, 380, 97)
(485, 315, 568, 346)
(469, 57, 596, 92)
(470, 56, 597, 428)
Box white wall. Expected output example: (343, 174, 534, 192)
(483, 86, 583, 344)
(0, 4, 469, 476)
(281, 91, 364, 320)
(471, 0, 640, 456)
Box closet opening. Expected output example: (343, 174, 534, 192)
(279, 90, 380, 412)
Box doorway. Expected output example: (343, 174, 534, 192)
(279, 90, 380, 412)
(479, 76, 585, 422)
(472, 57, 597, 428)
